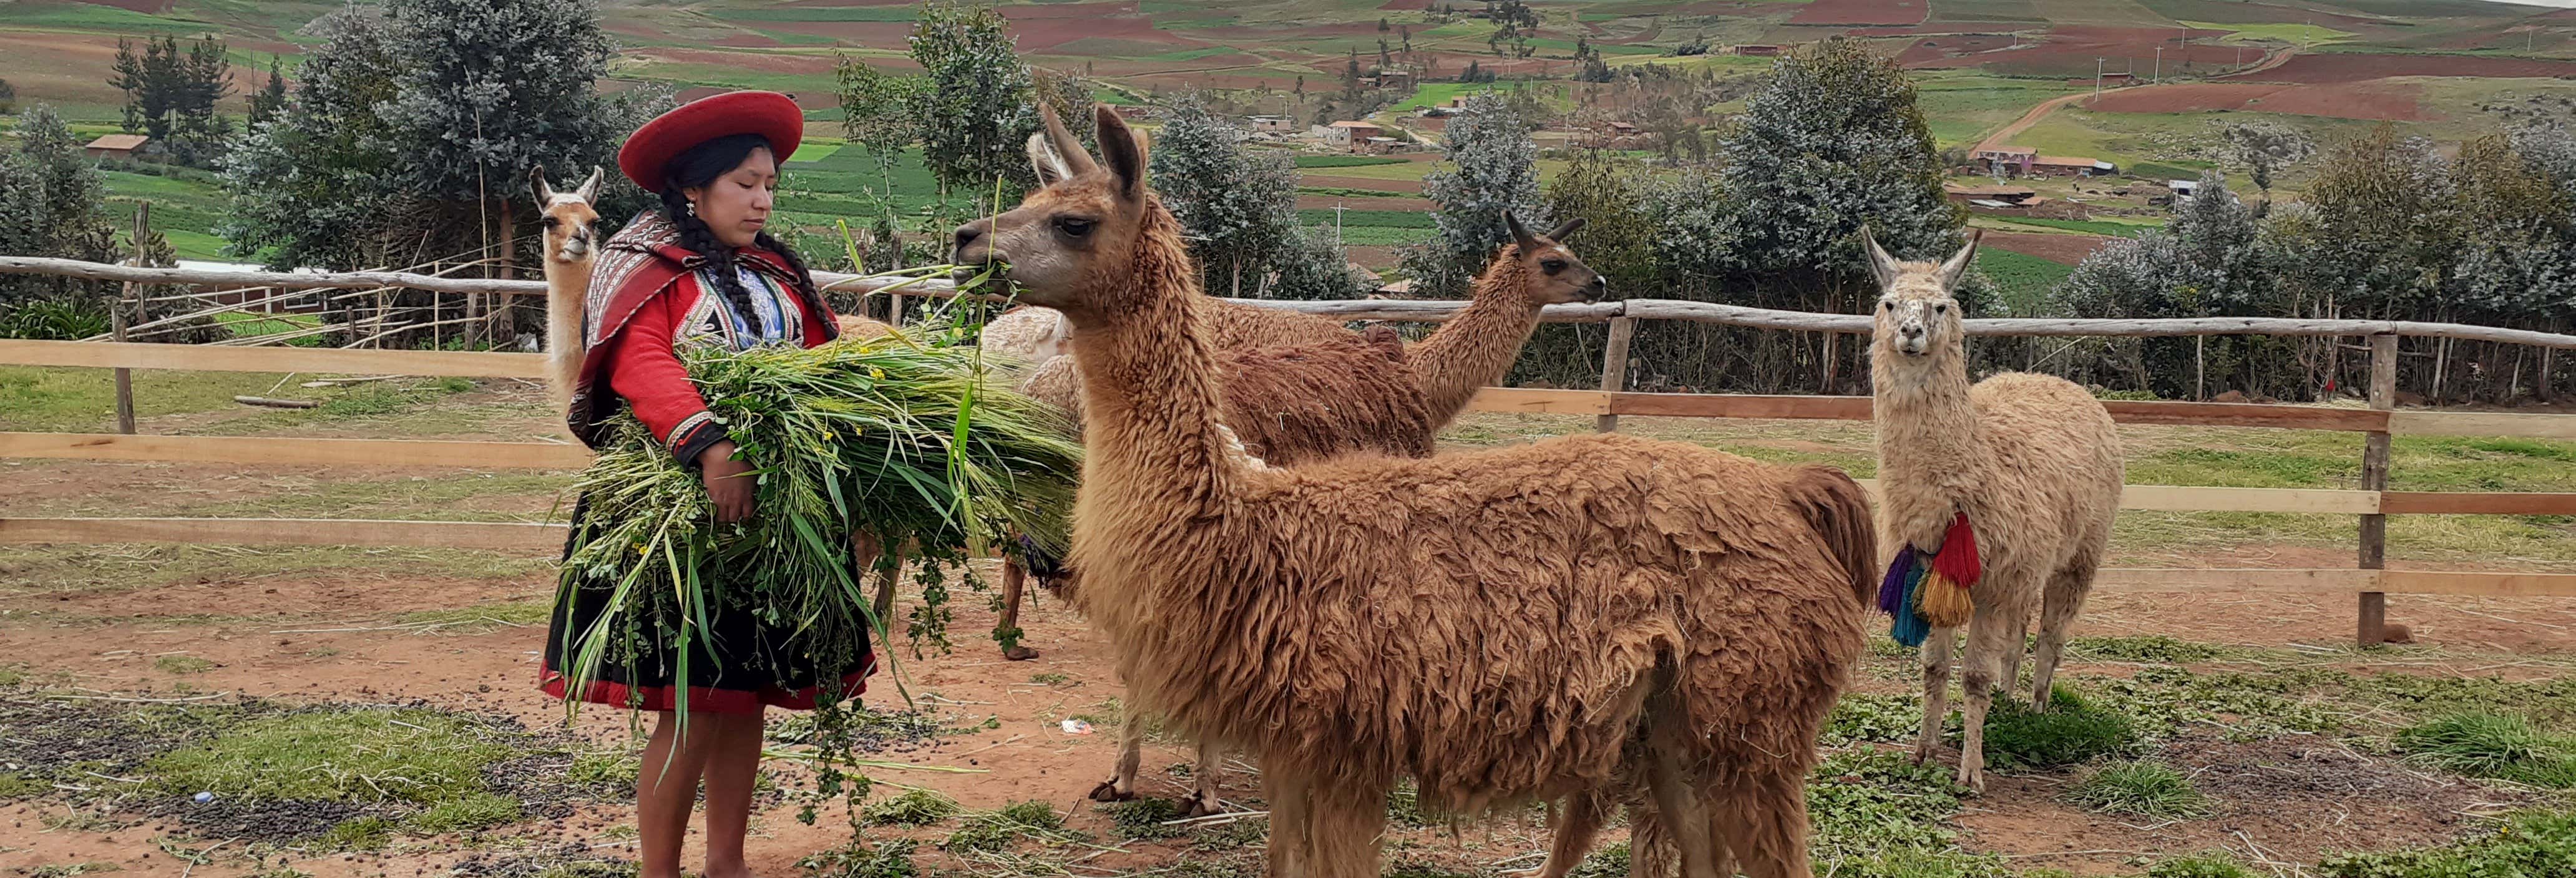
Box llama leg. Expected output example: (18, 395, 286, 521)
(1088, 715, 1146, 802)
(2032, 554, 2102, 710)
(2001, 607, 2032, 705)
(1304, 778, 1391, 878)
(1179, 739, 1226, 817)
(1624, 799, 1673, 878)
(1531, 791, 1608, 878)
(1911, 627, 1956, 765)
(1710, 766, 1813, 878)
(998, 557, 1038, 661)
(1642, 747, 1722, 878)
(1265, 768, 1312, 878)
(1955, 600, 2017, 793)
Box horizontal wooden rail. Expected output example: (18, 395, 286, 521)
(2388, 411, 2576, 441)
(1463, 389, 2575, 437)
(0, 517, 565, 552)
(0, 338, 548, 378)
(10, 255, 2576, 346)
(0, 433, 592, 469)
(2380, 492, 2576, 515)
(2094, 568, 2576, 597)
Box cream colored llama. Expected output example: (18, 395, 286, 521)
(955, 104, 1875, 878)
(1863, 227, 2124, 792)
(531, 166, 602, 414)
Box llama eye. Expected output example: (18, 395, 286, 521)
(1054, 217, 1095, 237)
(542, 217, 560, 229)
(1541, 259, 1566, 273)
(1879, 300, 1891, 311)
(1934, 303, 1949, 315)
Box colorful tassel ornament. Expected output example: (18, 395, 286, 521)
(1880, 511, 1983, 645)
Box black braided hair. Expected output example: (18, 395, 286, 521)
(660, 133, 775, 338)
(751, 230, 825, 324)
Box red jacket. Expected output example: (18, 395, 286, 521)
(568, 211, 839, 464)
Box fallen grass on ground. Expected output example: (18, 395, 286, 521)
(145, 708, 514, 804)
(0, 544, 552, 602)
(2395, 713, 2576, 788)
(393, 600, 552, 633)
(2065, 759, 2212, 818)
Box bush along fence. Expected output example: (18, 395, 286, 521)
(4, 255, 2576, 646)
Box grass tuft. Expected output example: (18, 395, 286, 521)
(2144, 852, 2255, 878)
(154, 655, 216, 675)
(2065, 760, 2212, 818)
(2394, 712, 2576, 788)
(2065, 635, 2224, 664)
(320, 816, 395, 851)
(2316, 810, 2576, 877)
(145, 708, 512, 804)
(863, 788, 960, 827)
(1978, 686, 2140, 769)
(406, 791, 524, 834)
(942, 800, 1078, 852)
(800, 839, 919, 878)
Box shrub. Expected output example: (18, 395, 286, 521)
(2394, 712, 2576, 788)
(1976, 685, 2139, 769)
(2064, 760, 2211, 818)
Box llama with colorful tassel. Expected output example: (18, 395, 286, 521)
(1864, 226, 2124, 793)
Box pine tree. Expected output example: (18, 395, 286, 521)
(248, 56, 288, 127)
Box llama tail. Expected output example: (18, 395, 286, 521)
(1786, 464, 1879, 608)
(546, 265, 588, 416)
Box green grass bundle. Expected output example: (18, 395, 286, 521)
(2065, 759, 2212, 818)
(1975, 685, 2140, 769)
(2395, 712, 2576, 788)
(554, 324, 1082, 716)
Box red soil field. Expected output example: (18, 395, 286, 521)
(1982, 231, 2110, 265)
(2242, 52, 2576, 84)
(2088, 79, 2436, 121)
(1907, 26, 2260, 78)
(1002, 5, 1191, 54)
(1790, 0, 1929, 27)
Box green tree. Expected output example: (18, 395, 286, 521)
(248, 55, 288, 127)
(0, 78, 17, 115)
(834, 56, 925, 194)
(0, 105, 122, 334)
(1148, 94, 1350, 299)
(909, 1, 1037, 205)
(1400, 90, 1546, 298)
(218, 9, 410, 270)
(2216, 121, 2313, 205)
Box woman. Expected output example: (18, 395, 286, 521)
(539, 90, 867, 878)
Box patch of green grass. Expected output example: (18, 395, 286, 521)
(1028, 672, 1072, 686)
(1977, 686, 2140, 769)
(395, 600, 553, 633)
(406, 791, 524, 834)
(1295, 208, 1433, 229)
(320, 815, 396, 851)
(0, 772, 44, 799)
(2066, 759, 2212, 818)
(1100, 796, 1184, 840)
(1382, 864, 1476, 878)
(26, 864, 124, 878)
(2395, 713, 2576, 788)
(1293, 155, 1408, 168)
(864, 788, 960, 827)
(0, 366, 293, 432)
(1991, 216, 2157, 238)
(2144, 852, 2255, 878)
(1385, 778, 1433, 829)
(1974, 248, 2073, 317)
(2316, 810, 2576, 878)
(145, 708, 514, 804)
(800, 839, 919, 878)
(1567, 841, 1629, 878)
(567, 748, 639, 788)
(10, 4, 212, 33)
(1191, 815, 1267, 850)
(2065, 635, 2225, 664)
(154, 655, 217, 675)
(1823, 692, 1921, 747)
(1806, 751, 1981, 870)
(942, 800, 1077, 852)
(1069, 698, 1125, 730)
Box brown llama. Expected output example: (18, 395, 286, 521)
(955, 104, 1874, 878)
(530, 165, 601, 414)
(1406, 216, 1606, 427)
(1863, 227, 2124, 792)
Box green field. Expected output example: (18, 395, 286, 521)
(1913, 74, 2085, 149)
(1993, 216, 2161, 237)
(1975, 247, 2076, 315)
(2178, 20, 2358, 46)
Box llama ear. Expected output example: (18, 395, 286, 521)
(530, 165, 554, 205)
(574, 166, 602, 203)
(1040, 104, 1098, 179)
(1503, 210, 1538, 251)
(1937, 228, 1983, 290)
(1094, 104, 1147, 198)
(1860, 225, 1903, 290)
(1027, 133, 1074, 187)
(1546, 217, 1585, 242)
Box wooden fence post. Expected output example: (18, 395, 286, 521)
(111, 202, 149, 436)
(2358, 332, 2396, 646)
(1596, 316, 1636, 433)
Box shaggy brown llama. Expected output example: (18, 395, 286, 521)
(955, 104, 1875, 878)
(1863, 227, 2124, 792)
(530, 166, 601, 414)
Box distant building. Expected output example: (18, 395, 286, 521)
(1973, 146, 2037, 175)
(1247, 115, 1297, 134)
(1324, 120, 1383, 150)
(1734, 44, 1783, 57)
(1944, 183, 2038, 205)
(1972, 145, 2111, 177)
(84, 134, 148, 160)
(2031, 155, 2114, 177)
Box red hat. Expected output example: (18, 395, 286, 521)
(617, 90, 803, 193)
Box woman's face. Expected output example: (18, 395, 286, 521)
(681, 145, 777, 249)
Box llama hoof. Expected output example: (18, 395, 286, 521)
(1177, 793, 1226, 819)
(1956, 766, 1986, 794)
(1003, 645, 1040, 661)
(1088, 780, 1135, 803)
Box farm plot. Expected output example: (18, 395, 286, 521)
(1790, 0, 1931, 27)
(3, 372, 2576, 877)
(2245, 52, 2576, 84)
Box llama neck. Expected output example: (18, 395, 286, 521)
(542, 251, 590, 412)
(1871, 344, 1986, 545)
(1409, 256, 1542, 422)
(1066, 208, 1242, 514)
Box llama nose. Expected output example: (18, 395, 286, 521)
(954, 224, 985, 255)
(1901, 325, 1924, 339)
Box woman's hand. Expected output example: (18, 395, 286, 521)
(699, 440, 755, 524)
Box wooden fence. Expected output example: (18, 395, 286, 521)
(7, 257, 2576, 646)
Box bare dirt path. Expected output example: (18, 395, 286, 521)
(1976, 47, 2300, 154)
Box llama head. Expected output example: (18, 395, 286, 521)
(531, 165, 603, 264)
(954, 104, 1167, 317)
(1863, 227, 1980, 361)
(1499, 212, 1606, 306)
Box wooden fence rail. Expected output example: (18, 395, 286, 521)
(8, 255, 2576, 646)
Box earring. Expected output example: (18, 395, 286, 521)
(685, 201, 698, 217)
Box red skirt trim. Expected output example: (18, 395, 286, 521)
(537, 654, 875, 715)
